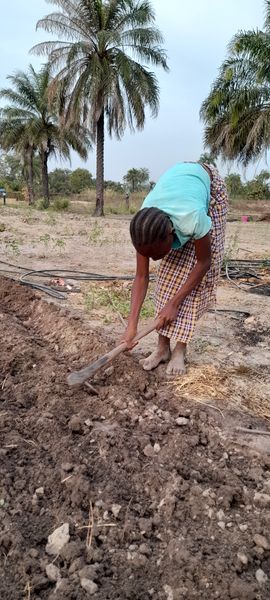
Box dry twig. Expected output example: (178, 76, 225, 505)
(24, 581, 31, 600)
(61, 474, 74, 484)
(234, 427, 270, 437)
(122, 498, 132, 542)
(106, 290, 126, 327)
(77, 523, 117, 530)
(86, 501, 94, 549)
(84, 382, 99, 396)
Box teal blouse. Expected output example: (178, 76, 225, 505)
(141, 162, 212, 249)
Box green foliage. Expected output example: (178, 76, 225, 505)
(6, 239, 21, 256)
(69, 168, 93, 194)
(201, 4, 270, 165)
(85, 284, 154, 322)
(199, 152, 217, 166)
(123, 168, 150, 193)
(104, 180, 124, 194)
(53, 197, 70, 211)
(49, 169, 71, 195)
(225, 170, 270, 200)
(39, 233, 51, 248)
(225, 173, 244, 198)
(0, 65, 91, 206)
(54, 238, 66, 252)
(245, 175, 270, 200)
(0, 153, 24, 191)
(88, 221, 104, 244)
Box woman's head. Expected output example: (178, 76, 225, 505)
(130, 207, 174, 260)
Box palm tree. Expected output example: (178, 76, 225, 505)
(199, 152, 217, 167)
(32, 0, 168, 215)
(0, 109, 36, 204)
(200, 0, 270, 166)
(0, 65, 91, 207)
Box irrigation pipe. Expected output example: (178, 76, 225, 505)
(0, 258, 268, 301)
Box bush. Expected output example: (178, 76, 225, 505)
(69, 168, 93, 193)
(244, 180, 270, 200)
(53, 197, 70, 211)
(37, 198, 49, 210)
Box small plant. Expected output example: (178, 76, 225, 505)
(39, 233, 51, 249)
(62, 225, 74, 237)
(22, 208, 38, 225)
(54, 238, 66, 252)
(223, 228, 240, 266)
(84, 284, 154, 321)
(53, 197, 70, 211)
(6, 239, 21, 256)
(37, 199, 49, 210)
(88, 220, 103, 244)
(45, 213, 57, 226)
(192, 338, 211, 354)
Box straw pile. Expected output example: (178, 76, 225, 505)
(173, 364, 270, 420)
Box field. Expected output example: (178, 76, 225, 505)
(0, 199, 270, 600)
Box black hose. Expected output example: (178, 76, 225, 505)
(19, 269, 137, 283)
(0, 258, 268, 300)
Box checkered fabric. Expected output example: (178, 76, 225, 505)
(155, 165, 228, 343)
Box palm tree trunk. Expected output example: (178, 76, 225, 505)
(93, 111, 105, 217)
(41, 148, 50, 208)
(27, 148, 35, 206)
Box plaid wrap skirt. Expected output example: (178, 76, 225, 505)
(155, 165, 228, 343)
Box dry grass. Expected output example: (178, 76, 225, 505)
(4, 189, 146, 216)
(173, 364, 270, 420)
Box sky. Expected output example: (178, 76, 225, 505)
(0, 0, 265, 182)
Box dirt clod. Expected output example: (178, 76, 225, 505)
(68, 415, 83, 433)
(80, 578, 99, 595)
(45, 563, 61, 582)
(254, 492, 270, 508)
(229, 578, 257, 599)
(46, 524, 70, 556)
(256, 569, 269, 586)
(253, 534, 270, 550)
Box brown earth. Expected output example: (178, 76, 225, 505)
(1, 277, 270, 600)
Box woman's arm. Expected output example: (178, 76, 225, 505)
(124, 253, 150, 345)
(157, 234, 212, 328)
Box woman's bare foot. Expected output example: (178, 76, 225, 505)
(140, 347, 171, 371)
(140, 334, 171, 371)
(166, 342, 186, 376)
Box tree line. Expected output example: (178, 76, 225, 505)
(2, 146, 270, 204)
(0, 153, 154, 198)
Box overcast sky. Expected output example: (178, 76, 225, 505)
(0, 0, 265, 181)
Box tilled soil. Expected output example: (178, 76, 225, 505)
(1, 277, 270, 600)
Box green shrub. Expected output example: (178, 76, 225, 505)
(53, 197, 70, 211)
(37, 198, 48, 210)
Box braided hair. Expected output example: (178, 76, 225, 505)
(130, 207, 172, 249)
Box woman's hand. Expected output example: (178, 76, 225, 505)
(121, 323, 138, 350)
(157, 300, 179, 329)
